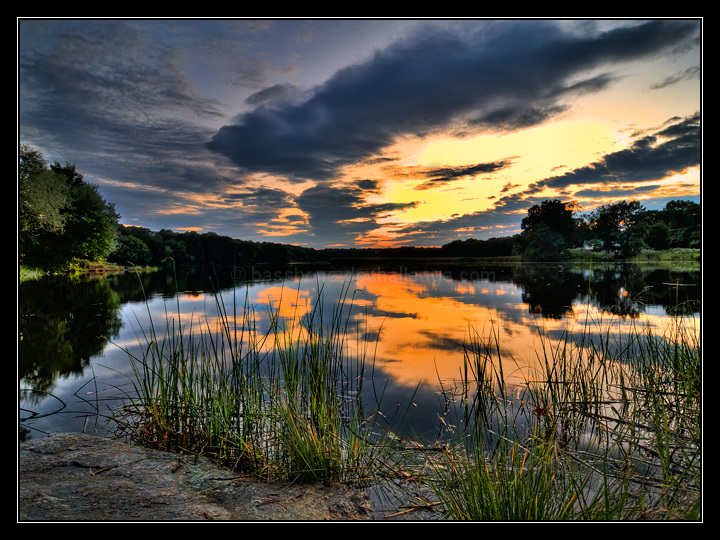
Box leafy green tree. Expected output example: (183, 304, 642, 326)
(51, 163, 121, 264)
(644, 221, 671, 250)
(19, 146, 69, 264)
(18, 147, 121, 268)
(108, 234, 152, 266)
(19, 144, 48, 180)
(587, 200, 646, 257)
(520, 200, 580, 261)
(661, 200, 701, 248)
(19, 170, 68, 251)
(522, 222, 570, 262)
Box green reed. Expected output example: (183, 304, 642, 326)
(114, 275, 395, 485)
(426, 312, 701, 521)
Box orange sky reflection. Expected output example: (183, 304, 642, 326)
(344, 271, 700, 390)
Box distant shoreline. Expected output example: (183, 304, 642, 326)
(19, 247, 700, 283)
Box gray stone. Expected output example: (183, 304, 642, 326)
(18, 432, 372, 522)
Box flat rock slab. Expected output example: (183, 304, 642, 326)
(18, 433, 372, 521)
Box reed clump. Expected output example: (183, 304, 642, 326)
(425, 311, 701, 521)
(113, 277, 395, 485)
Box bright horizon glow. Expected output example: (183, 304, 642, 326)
(380, 120, 623, 225)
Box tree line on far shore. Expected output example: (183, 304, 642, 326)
(19, 145, 700, 272)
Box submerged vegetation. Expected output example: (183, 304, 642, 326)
(109, 268, 701, 520)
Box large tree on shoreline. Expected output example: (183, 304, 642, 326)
(519, 200, 581, 261)
(19, 145, 120, 269)
(586, 200, 646, 258)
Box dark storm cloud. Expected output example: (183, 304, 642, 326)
(225, 186, 293, 208)
(19, 20, 229, 192)
(295, 184, 419, 245)
(468, 73, 615, 132)
(525, 113, 701, 194)
(206, 19, 699, 182)
(221, 186, 298, 226)
(355, 179, 381, 192)
(572, 184, 661, 198)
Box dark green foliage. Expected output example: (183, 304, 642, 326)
(586, 200, 647, 257)
(644, 221, 671, 250)
(517, 198, 700, 261)
(19, 169, 68, 238)
(440, 236, 517, 258)
(111, 234, 153, 266)
(522, 222, 571, 262)
(19, 145, 68, 251)
(19, 145, 120, 269)
(56, 172, 121, 262)
(661, 200, 701, 248)
(519, 200, 581, 261)
(107, 225, 317, 268)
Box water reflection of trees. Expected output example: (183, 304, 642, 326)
(439, 262, 700, 320)
(514, 264, 582, 319)
(18, 267, 250, 400)
(18, 275, 123, 396)
(577, 264, 700, 317)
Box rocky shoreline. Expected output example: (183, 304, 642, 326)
(18, 432, 381, 522)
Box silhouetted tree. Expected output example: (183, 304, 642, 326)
(587, 200, 646, 257)
(662, 200, 701, 248)
(644, 221, 671, 250)
(520, 200, 580, 261)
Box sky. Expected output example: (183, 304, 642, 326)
(18, 18, 702, 249)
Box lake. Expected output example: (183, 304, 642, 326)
(18, 260, 701, 444)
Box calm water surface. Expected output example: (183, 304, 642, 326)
(19, 261, 701, 442)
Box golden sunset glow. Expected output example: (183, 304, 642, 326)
(421, 121, 618, 175)
(18, 21, 702, 503)
(346, 272, 551, 387)
(253, 285, 312, 322)
(375, 120, 623, 226)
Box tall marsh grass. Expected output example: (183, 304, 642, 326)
(427, 310, 701, 520)
(113, 274, 395, 485)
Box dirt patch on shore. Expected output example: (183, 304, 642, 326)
(19, 432, 380, 521)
